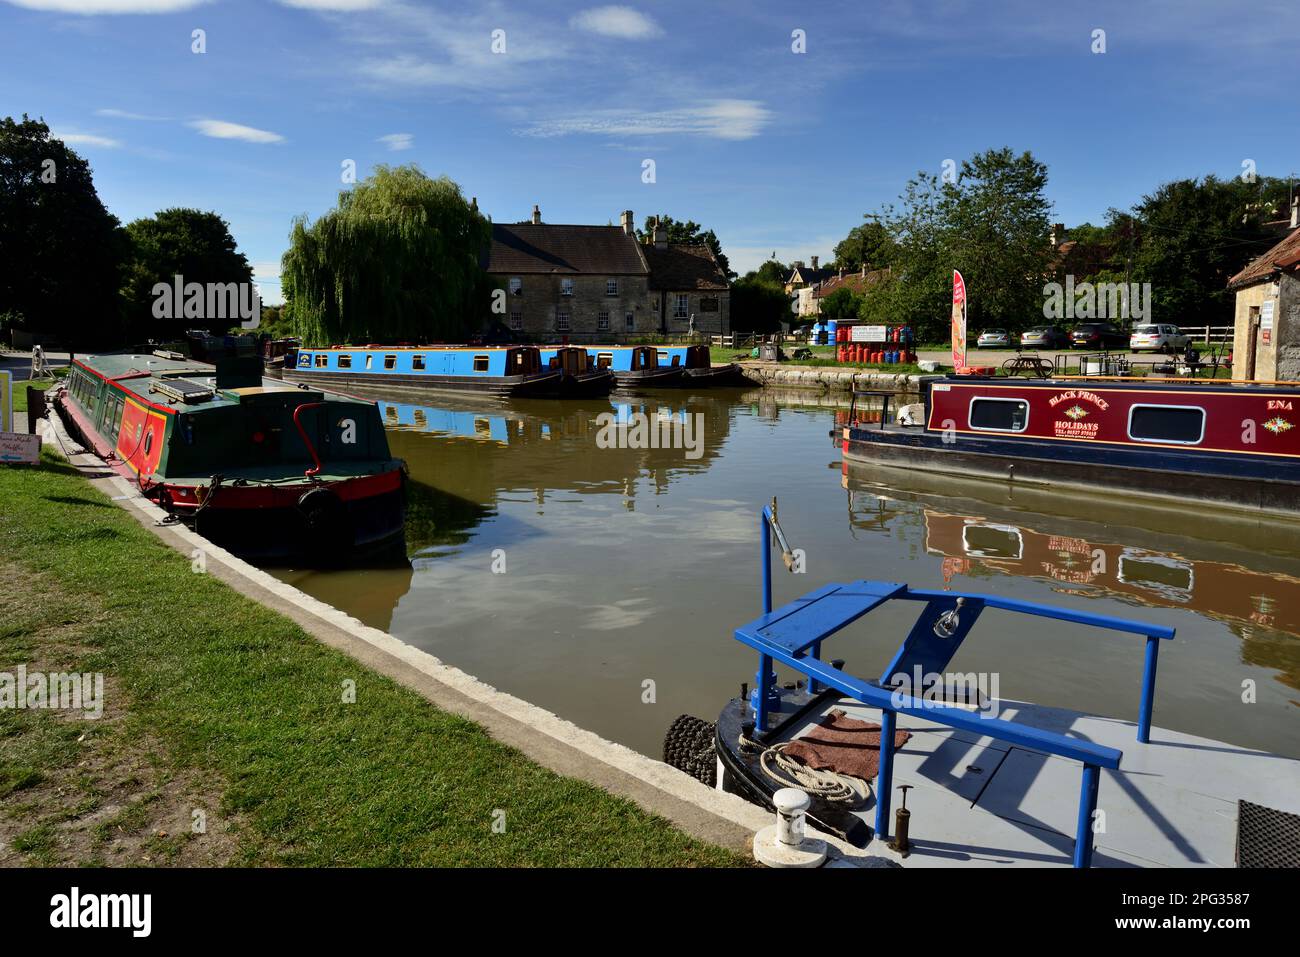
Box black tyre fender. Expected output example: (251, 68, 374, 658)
(297, 486, 353, 549)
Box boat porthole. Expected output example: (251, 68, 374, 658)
(144, 431, 153, 456)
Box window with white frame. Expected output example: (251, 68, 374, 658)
(674, 294, 689, 319)
(606, 278, 618, 296)
(556, 311, 570, 332)
(510, 311, 522, 331)
(561, 278, 573, 296)
(597, 311, 610, 331)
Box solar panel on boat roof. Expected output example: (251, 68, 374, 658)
(152, 378, 216, 403)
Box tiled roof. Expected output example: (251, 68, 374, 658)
(643, 243, 729, 291)
(484, 223, 648, 275)
(1228, 227, 1300, 289)
(813, 267, 891, 298)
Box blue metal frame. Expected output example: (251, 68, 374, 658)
(748, 502, 1177, 867)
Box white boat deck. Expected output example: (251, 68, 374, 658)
(789, 698, 1300, 868)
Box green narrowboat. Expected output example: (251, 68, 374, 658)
(55, 350, 407, 565)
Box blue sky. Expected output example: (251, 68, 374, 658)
(2, 0, 1297, 305)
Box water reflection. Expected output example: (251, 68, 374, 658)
(843, 467, 1300, 695)
(271, 389, 1299, 759)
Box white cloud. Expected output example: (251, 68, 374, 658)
(276, 0, 384, 9)
(377, 132, 413, 151)
(95, 108, 169, 120)
(570, 6, 662, 39)
(521, 99, 771, 141)
(188, 119, 285, 144)
(51, 130, 122, 148)
(2, 0, 207, 12)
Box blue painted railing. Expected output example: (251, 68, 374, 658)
(750, 501, 1176, 868)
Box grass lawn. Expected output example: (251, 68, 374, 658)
(0, 448, 746, 867)
(9, 370, 63, 414)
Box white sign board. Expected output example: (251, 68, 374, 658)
(851, 325, 888, 343)
(0, 432, 39, 465)
(1261, 300, 1275, 330)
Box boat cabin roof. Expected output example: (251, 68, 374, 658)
(74, 352, 365, 410)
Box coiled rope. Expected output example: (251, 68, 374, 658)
(739, 732, 872, 806)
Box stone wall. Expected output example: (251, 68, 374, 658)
(1232, 274, 1300, 381)
(739, 363, 931, 394)
(500, 274, 652, 341)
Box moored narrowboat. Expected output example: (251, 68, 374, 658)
(842, 375, 1300, 515)
(55, 351, 407, 565)
(285, 345, 562, 398)
(537, 345, 615, 397)
(585, 344, 684, 389)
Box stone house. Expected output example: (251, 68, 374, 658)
(1228, 198, 1300, 381)
(483, 207, 729, 342)
(784, 257, 831, 296)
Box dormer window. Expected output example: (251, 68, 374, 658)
(509, 277, 523, 296)
(561, 278, 573, 296)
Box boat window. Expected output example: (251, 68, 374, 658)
(365, 354, 374, 369)
(597, 353, 613, 369)
(315, 354, 329, 368)
(412, 354, 426, 371)
(1128, 404, 1204, 445)
(969, 397, 1029, 432)
(385, 405, 398, 423)
(383, 355, 396, 370)
(413, 409, 427, 429)
(338, 354, 352, 369)
(474, 355, 490, 372)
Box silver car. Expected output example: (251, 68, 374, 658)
(976, 329, 1010, 348)
(1130, 324, 1191, 353)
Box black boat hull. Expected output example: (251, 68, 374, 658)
(611, 367, 687, 390)
(684, 362, 748, 386)
(842, 425, 1300, 515)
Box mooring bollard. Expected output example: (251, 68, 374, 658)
(753, 787, 828, 868)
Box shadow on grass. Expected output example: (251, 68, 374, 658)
(42, 495, 113, 509)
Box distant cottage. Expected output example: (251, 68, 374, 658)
(483, 207, 730, 342)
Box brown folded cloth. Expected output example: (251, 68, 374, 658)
(782, 709, 912, 783)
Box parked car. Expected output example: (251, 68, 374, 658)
(1070, 323, 1128, 349)
(1020, 325, 1070, 349)
(976, 329, 1011, 348)
(1130, 324, 1192, 353)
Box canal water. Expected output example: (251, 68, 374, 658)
(272, 388, 1300, 761)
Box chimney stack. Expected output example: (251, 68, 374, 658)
(1291, 195, 1298, 230)
(653, 216, 667, 250)
(531, 204, 541, 225)
(621, 210, 635, 235)
(811, 255, 819, 271)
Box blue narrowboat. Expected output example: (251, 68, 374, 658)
(536, 345, 615, 397)
(284, 345, 562, 398)
(551, 344, 744, 389)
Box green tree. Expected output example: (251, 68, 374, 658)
(1124, 175, 1292, 324)
(818, 286, 863, 326)
(870, 148, 1054, 341)
(0, 115, 126, 350)
(729, 276, 790, 333)
(832, 220, 895, 270)
(122, 207, 253, 338)
(638, 214, 732, 277)
(749, 258, 788, 287)
(282, 165, 491, 345)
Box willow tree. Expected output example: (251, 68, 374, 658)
(281, 165, 491, 345)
